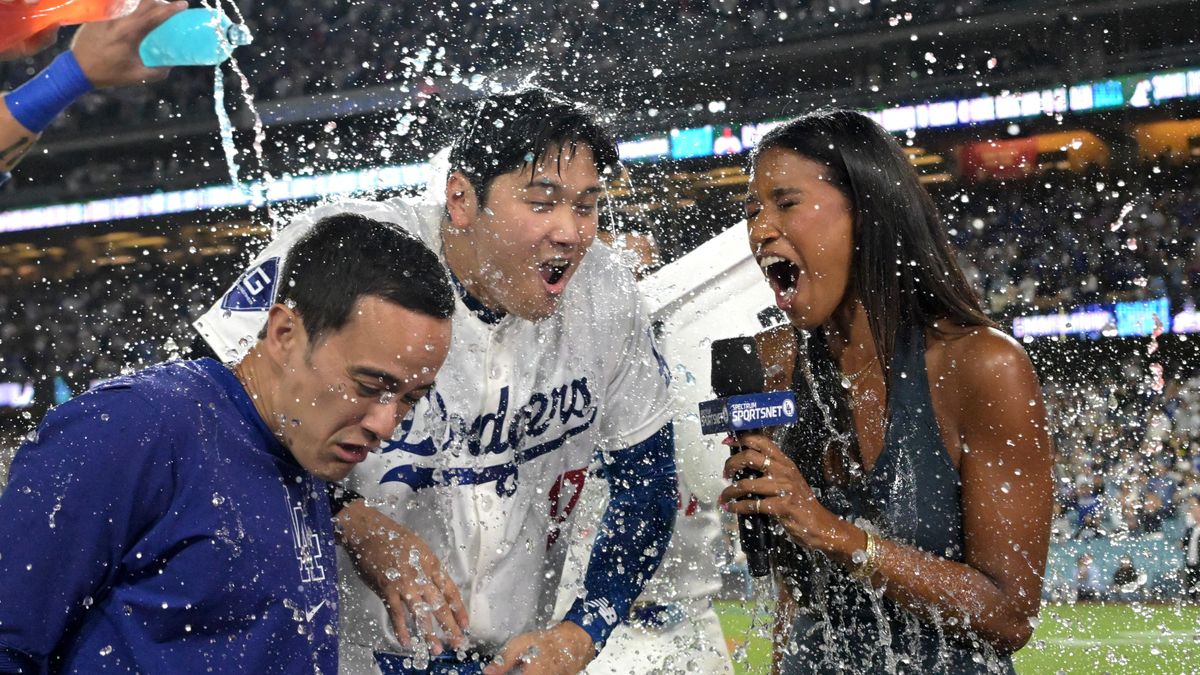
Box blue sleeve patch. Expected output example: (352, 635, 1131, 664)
(564, 423, 677, 648)
(220, 257, 280, 311)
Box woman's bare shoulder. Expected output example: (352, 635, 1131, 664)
(937, 324, 1033, 372)
(935, 323, 1042, 413)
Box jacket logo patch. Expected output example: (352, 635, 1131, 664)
(221, 257, 280, 311)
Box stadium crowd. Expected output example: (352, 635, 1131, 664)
(1047, 370, 1200, 542)
(4, 162, 1200, 380)
(0, 252, 233, 390)
(0, 0, 1088, 140)
(949, 161, 1200, 317)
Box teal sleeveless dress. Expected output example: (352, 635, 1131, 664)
(777, 326, 1015, 674)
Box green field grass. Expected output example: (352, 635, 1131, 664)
(715, 601, 1200, 674)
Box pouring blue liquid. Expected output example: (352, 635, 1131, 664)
(139, 8, 252, 67)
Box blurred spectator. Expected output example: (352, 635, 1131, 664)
(1183, 495, 1200, 601)
(1111, 556, 1145, 601)
(1138, 491, 1167, 534)
(1075, 553, 1103, 602)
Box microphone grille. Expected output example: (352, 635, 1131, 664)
(711, 336, 765, 397)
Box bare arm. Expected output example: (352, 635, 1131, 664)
(0, 100, 37, 173)
(771, 573, 798, 674)
(721, 329, 1052, 653)
(870, 331, 1052, 650)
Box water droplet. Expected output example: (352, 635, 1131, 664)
(212, 493, 226, 507)
(99, 645, 113, 656)
(48, 497, 63, 529)
(411, 641, 431, 669)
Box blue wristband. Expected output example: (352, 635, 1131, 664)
(4, 51, 94, 134)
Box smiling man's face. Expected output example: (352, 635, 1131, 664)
(445, 143, 604, 322)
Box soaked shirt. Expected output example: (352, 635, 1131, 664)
(778, 327, 1015, 675)
(0, 358, 338, 674)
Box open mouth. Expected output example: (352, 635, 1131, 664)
(759, 255, 799, 299)
(335, 442, 370, 463)
(538, 259, 572, 292)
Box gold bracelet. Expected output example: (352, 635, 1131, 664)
(850, 529, 882, 581)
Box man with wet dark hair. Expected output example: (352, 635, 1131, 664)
(0, 213, 454, 673)
(447, 88, 619, 207)
(275, 213, 457, 342)
(196, 87, 679, 675)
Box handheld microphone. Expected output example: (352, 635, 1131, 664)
(702, 337, 798, 577)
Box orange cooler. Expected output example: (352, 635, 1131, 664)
(0, 0, 138, 53)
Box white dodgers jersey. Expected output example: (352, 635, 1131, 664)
(193, 196, 674, 668)
(556, 224, 778, 613)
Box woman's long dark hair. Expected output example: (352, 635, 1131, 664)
(752, 109, 995, 489)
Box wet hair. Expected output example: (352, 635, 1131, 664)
(752, 109, 994, 488)
(277, 212, 454, 346)
(447, 87, 619, 207)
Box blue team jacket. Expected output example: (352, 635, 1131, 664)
(0, 358, 338, 674)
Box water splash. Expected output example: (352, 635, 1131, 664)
(204, 0, 275, 228)
(1110, 201, 1135, 232)
(1148, 314, 1164, 393)
(212, 63, 243, 189)
(48, 493, 63, 529)
(226, 55, 278, 230)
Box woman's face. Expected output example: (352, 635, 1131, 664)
(746, 146, 855, 330)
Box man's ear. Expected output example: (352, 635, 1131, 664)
(445, 171, 480, 232)
(262, 304, 306, 366)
